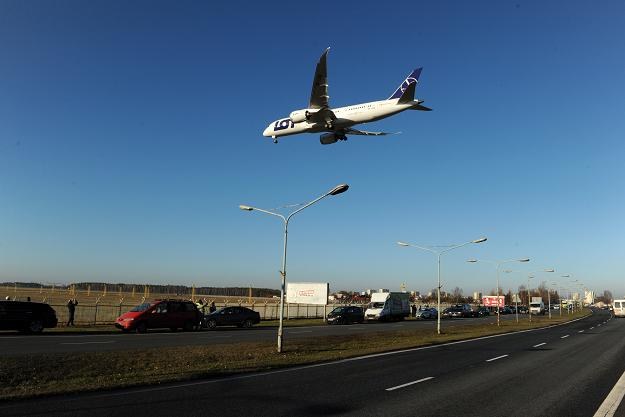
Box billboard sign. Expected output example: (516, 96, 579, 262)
(286, 282, 329, 305)
(482, 295, 505, 307)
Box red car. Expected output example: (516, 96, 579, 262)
(115, 299, 201, 333)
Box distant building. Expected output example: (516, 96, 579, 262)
(473, 292, 482, 301)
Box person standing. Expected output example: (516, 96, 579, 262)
(209, 301, 216, 313)
(66, 298, 78, 326)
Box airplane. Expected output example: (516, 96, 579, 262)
(262, 47, 431, 145)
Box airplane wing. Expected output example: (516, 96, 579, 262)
(344, 127, 399, 136)
(309, 48, 330, 109)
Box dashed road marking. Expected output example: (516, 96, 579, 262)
(561, 335, 570, 339)
(60, 341, 115, 345)
(386, 377, 434, 391)
(579, 330, 585, 333)
(289, 330, 313, 334)
(486, 354, 509, 362)
(533, 342, 547, 348)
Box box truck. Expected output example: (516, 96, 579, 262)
(364, 292, 410, 321)
(529, 297, 545, 315)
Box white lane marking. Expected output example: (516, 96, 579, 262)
(289, 330, 313, 334)
(212, 335, 233, 339)
(60, 341, 115, 345)
(392, 324, 404, 327)
(533, 342, 547, 348)
(579, 330, 585, 333)
(591, 327, 595, 329)
(561, 335, 570, 339)
(486, 354, 509, 362)
(46, 314, 590, 400)
(386, 377, 434, 391)
(593, 369, 625, 417)
(599, 324, 603, 327)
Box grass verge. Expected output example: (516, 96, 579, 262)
(0, 310, 589, 400)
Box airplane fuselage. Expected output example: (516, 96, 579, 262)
(263, 98, 416, 138)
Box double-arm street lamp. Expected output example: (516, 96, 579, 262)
(397, 237, 487, 335)
(467, 258, 530, 326)
(240, 183, 349, 353)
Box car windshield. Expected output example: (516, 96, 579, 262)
(369, 302, 385, 309)
(530, 303, 541, 307)
(130, 302, 153, 312)
(331, 307, 347, 314)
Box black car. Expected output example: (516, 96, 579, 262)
(0, 301, 58, 333)
(472, 307, 490, 317)
(204, 306, 261, 329)
(498, 306, 513, 315)
(443, 304, 473, 318)
(326, 306, 364, 324)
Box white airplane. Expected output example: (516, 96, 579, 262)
(263, 48, 431, 145)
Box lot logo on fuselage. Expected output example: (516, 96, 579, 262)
(274, 118, 295, 131)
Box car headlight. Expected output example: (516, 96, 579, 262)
(124, 318, 134, 321)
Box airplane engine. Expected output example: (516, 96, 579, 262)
(319, 133, 345, 145)
(289, 109, 317, 123)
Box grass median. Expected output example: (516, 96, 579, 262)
(0, 310, 590, 400)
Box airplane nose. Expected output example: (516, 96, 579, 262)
(263, 124, 274, 137)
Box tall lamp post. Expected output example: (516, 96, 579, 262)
(397, 237, 487, 335)
(466, 258, 530, 326)
(240, 183, 349, 353)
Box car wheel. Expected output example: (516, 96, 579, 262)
(207, 319, 217, 330)
(136, 322, 147, 333)
(242, 319, 253, 328)
(28, 320, 44, 334)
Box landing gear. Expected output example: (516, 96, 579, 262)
(272, 136, 278, 144)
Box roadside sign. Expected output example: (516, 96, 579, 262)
(482, 295, 505, 307)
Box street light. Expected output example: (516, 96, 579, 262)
(240, 183, 349, 353)
(397, 237, 487, 334)
(467, 258, 530, 326)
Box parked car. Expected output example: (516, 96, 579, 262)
(517, 306, 529, 314)
(443, 304, 473, 318)
(0, 301, 58, 333)
(499, 306, 513, 315)
(416, 307, 438, 320)
(472, 307, 490, 317)
(204, 306, 261, 329)
(326, 306, 364, 324)
(115, 299, 202, 333)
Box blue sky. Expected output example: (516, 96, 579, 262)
(1, 1, 624, 298)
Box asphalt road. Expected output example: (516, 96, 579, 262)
(0, 313, 527, 355)
(2, 309, 624, 417)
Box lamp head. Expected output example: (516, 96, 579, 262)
(472, 237, 488, 244)
(466, 259, 478, 263)
(397, 241, 410, 247)
(329, 184, 349, 196)
(239, 205, 254, 211)
(544, 268, 555, 272)
(519, 258, 530, 262)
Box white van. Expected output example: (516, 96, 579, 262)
(613, 300, 625, 318)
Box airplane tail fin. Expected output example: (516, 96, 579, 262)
(388, 68, 422, 100)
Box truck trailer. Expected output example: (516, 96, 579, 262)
(529, 297, 545, 315)
(364, 292, 410, 321)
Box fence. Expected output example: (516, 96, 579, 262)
(49, 302, 376, 326)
